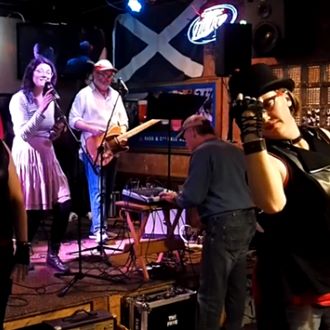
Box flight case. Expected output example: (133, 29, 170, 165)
(121, 286, 197, 330)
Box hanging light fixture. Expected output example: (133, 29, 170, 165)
(127, 0, 143, 12)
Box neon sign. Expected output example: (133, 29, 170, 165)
(187, 4, 238, 45)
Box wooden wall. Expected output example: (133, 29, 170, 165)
(117, 65, 230, 183)
(116, 46, 278, 183)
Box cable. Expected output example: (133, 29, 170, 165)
(179, 223, 203, 250)
(105, 0, 126, 11)
(6, 11, 25, 21)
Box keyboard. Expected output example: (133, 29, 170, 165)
(122, 186, 166, 204)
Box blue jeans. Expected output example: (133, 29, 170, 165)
(82, 153, 117, 235)
(198, 208, 256, 330)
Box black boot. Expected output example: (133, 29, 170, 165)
(46, 243, 70, 273)
(28, 243, 35, 271)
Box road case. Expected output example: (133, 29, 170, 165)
(121, 286, 197, 330)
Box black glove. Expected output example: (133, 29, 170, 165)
(230, 95, 264, 140)
(15, 241, 30, 266)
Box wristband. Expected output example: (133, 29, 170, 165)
(243, 139, 266, 155)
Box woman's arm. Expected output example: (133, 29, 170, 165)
(245, 150, 287, 214)
(9, 91, 54, 141)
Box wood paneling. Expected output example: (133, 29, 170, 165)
(118, 152, 190, 179)
(118, 76, 232, 179)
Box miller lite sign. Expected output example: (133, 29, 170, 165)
(188, 4, 238, 45)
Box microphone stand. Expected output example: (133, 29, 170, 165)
(52, 96, 122, 298)
(72, 91, 123, 257)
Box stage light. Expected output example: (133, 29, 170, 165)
(127, 0, 143, 12)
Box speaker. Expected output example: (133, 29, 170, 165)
(244, 0, 285, 57)
(215, 23, 252, 77)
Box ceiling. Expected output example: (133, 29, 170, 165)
(0, 0, 190, 24)
(0, 0, 124, 24)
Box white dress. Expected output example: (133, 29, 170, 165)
(9, 90, 70, 210)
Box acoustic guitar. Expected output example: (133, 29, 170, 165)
(86, 119, 160, 166)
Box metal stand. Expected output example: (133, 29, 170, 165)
(53, 94, 123, 297)
(55, 208, 116, 297)
(67, 91, 123, 257)
(145, 92, 207, 267)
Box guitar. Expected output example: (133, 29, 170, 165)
(86, 119, 160, 166)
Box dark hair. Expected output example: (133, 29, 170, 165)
(195, 119, 215, 136)
(286, 90, 301, 117)
(21, 56, 57, 103)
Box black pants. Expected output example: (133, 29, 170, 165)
(27, 200, 71, 245)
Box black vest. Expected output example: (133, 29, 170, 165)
(258, 126, 330, 296)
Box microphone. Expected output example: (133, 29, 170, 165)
(43, 81, 60, 99)
(117, 77, 129, 95)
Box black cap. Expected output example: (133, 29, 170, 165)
(228, 63, 295, 100)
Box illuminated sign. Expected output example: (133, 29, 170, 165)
(187, 4, 238, 45)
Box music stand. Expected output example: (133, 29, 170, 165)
(144, 93, 206, 267)
(147, 92, 206, 188)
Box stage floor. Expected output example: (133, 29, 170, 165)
(5, 215, 202, 329)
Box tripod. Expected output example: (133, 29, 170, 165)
(55, 91, 124, 297)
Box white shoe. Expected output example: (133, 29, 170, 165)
(107, 231, 118, 239)
(68, 212, 78, 222)
(89, 230, 117, 240)
(95, 231, 109, 243)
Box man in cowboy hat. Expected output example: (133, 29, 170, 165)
(228, 63, 330, 330)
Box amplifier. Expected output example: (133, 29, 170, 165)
(43, 310, 116, 330)
(121, 286, 197, 330)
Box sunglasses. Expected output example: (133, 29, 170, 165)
(96, 71, 115, 79)
(261, 89, 289, 111)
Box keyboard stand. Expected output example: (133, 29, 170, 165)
(115, 201, 185, 281)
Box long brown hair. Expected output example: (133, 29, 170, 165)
(21, 56, 57, 103)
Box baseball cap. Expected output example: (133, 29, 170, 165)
(94, 59, 118, 72)
(176, 114, 211, 138)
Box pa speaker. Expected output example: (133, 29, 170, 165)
(215, 23, 252, 77)
(244, 0, 285, 57)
